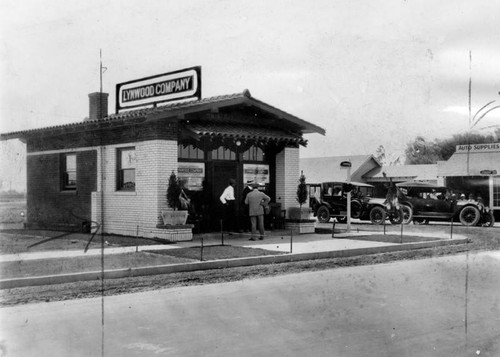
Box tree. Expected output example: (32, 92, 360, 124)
(166, 171, 182, 210)
(296, 171, 308, 209)
(374, 145, 386, 165)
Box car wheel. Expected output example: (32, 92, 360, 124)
(481, 212, 495, 227)
(401, 205, 413, 225)
(370, 206, 386, 225)
(351, 201, 362, 219)
(316, 206, 331, 223)
(459, 206, 480, 226)
(413, 218, 428, 225)
(389, 207, 403, 225)
(337, 216, 347, 223)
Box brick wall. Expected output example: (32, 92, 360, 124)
(27, 150, 97, 230)
(92, 140, 178, 237)
(275, 147, 300, 217)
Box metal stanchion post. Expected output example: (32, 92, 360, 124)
(332, 220, 335, 238)
(290, 230, 293, 253)
(400, 222, 403, 243)
(201, 235, 204, 261)
(135, 225, 139, 253)
(450, 218, 453, 240)
(383, 219, 386, 235)
(220, 219, 224, 246)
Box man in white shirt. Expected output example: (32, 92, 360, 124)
(220, 178, 236, 233)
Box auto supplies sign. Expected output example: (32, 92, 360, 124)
(456, 143, 500, 153)
(116, 66, 201, 111)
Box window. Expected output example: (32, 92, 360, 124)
(211, 147, 236, 160)
(117, 147, 136, 190)
(242, 146, 264, 161)
(62, 153, 77, 190)
(494, 177, 500, 207)
(178, 144, 204, 160)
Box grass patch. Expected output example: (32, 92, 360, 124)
(0, 230, 172, 254)
(146, 245, 285, 261)
(0, 200, 26, 223)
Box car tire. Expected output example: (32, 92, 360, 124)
(316, 206, 331, 223)
(351, 200, 362, 219)
(389, 207, 403, 225)
(459, 206, 480, 226)
(402, 205, 413, 225)
(370, 206, 386, 225)
(481, 212, 495, 227)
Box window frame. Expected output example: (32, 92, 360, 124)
(61, 153, 77, 191)
(117, 147, 136, 191)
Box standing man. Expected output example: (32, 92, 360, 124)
(245, 183, 271, 241)
(241, 180, 254, 232)
(220, 178, 236, 234)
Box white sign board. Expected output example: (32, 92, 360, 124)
(178, 162, 205, 191)
(456, 143, 500, 153)
(243, 164, 270, 185)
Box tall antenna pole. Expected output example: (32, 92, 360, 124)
(99, 48, 105, 357)
(466, 50, 472, 175)
(100, 49, 103, 94)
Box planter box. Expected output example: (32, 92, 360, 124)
(288, 207, 312, 220)
(152, 224, 194, 242)
(160, 210, 189, 225)
(284, 219, 316, 234)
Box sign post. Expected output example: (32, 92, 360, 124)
(340, 161, 352, 233)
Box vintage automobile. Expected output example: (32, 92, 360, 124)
(309, 181, 412, 225)
(310, 181, 413, 225)
(309, 181, 374, 223)
(395, 181, 489, 226)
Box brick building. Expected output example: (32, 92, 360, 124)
(1, 89, 325, 240)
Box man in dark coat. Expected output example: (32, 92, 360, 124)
(241, 180, 254, 232)
(245, 183, 271, 241)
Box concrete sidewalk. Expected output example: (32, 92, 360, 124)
(0, 229, 468, 262)
(0, 228, 470, 289)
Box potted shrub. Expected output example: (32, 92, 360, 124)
(286, 172, 315, 233)
(288, 172, 312, 220)
(161, 171, 189, 225)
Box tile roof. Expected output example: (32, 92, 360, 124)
(185, 122, 306, 144)
(1, 90, 325, 140)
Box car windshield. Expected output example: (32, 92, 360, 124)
(402, 187, 447, 199)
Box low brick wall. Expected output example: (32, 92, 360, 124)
(284, 219, 316, 234)
(144, 224, 194, 242)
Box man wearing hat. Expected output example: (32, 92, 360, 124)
(245, 183, 271, 241)
(241, 180, 254, 232)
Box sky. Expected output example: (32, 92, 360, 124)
(1, 0, 500, 189)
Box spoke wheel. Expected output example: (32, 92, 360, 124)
(316, 206, 331, 223)
(370, 206, 386, 225)
(459, 206, 480, 226)
(351, 201, 362, 219)
(401, 205, 413, 225)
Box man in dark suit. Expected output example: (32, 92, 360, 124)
(241, 180, 254, 232)
(245, 183, 271, 241)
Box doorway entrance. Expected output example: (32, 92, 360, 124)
(209, 162, 239, 231)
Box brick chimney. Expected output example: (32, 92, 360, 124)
(88, 92, 109, 120)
